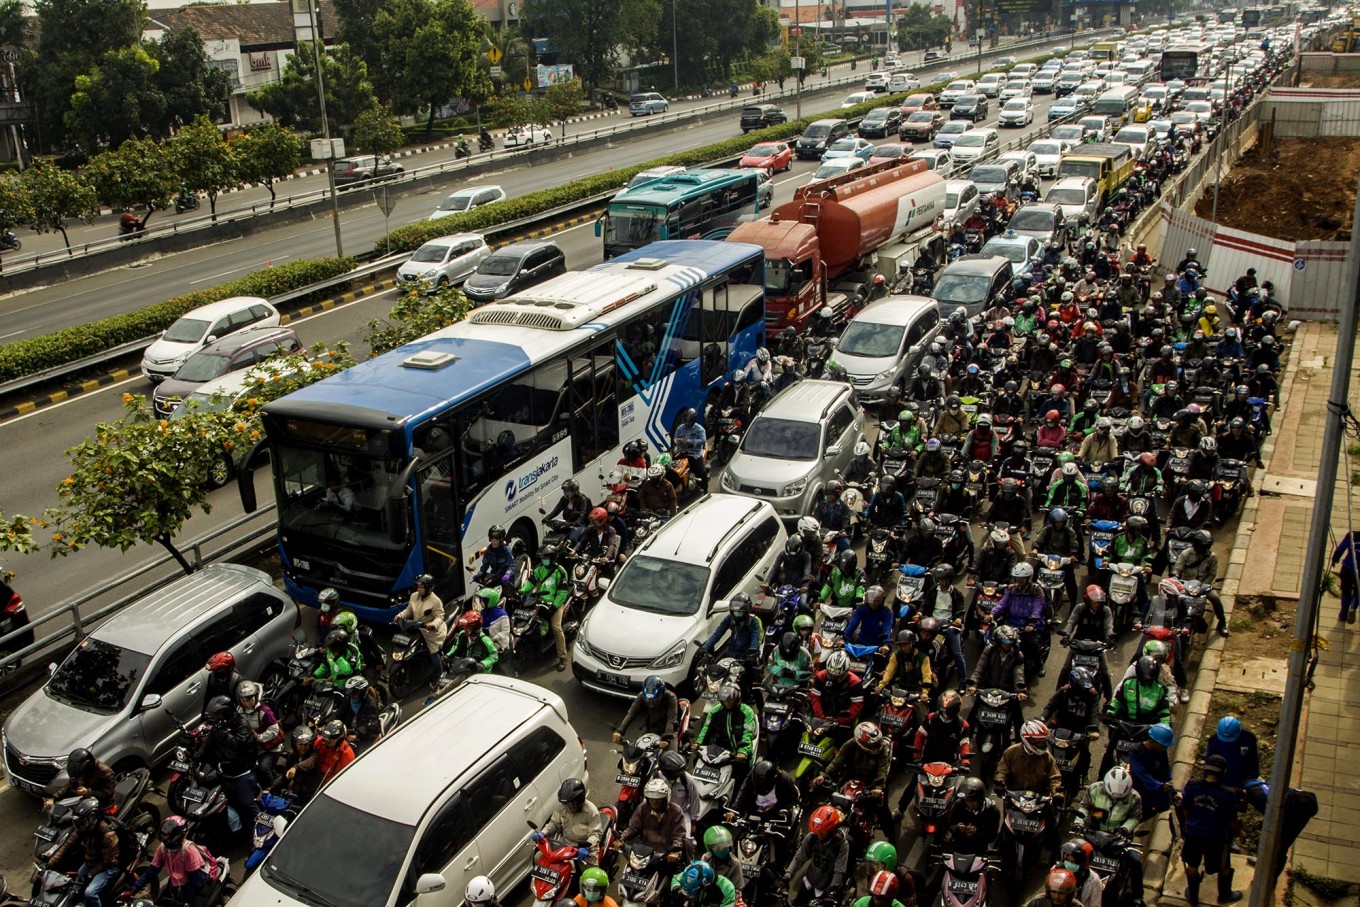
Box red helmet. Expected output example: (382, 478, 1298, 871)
(873, 274, 886, 286)
(1045, 868, 1078, 903)
(869, 871, 899, 898)
(1045, 410, 1061, 423)
(1084, 585, 1107, 604)
(589, 507, 608, 525)
(456, 611, 483, 634)
(808, 805, 843, 837)
(855, 722, 883, 748)
(206, 652, 236, 674)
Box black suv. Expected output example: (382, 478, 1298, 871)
(950, 95, 989, 122)
(462, 240, 567, 304)
(858, 106, 903, 138)
(795, 118, 851, 159)
(740, 104, 788, 133)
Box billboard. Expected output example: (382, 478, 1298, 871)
(535, 63, 575, 86)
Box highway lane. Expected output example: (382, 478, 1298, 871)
(0, 33, 1099, 342)
(0, 85, 1080, 625)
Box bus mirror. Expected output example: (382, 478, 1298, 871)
(237, 439, 271, 513)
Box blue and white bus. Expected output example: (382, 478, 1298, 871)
(238, 241, 767, 620)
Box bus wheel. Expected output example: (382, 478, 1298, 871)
(508, 518, 538, 563)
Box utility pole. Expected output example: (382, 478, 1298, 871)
(1211, 56, 1233, 223)
(672, 0, 679, 95)
(795, 0, 804, 120)
(306, 0, 344, 258)
(1248, 179, 1360, 907)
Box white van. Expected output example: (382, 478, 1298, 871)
(231, 676, 588, 907)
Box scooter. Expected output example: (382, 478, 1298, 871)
(691, 744, 740, 827)
(909, 761, 963, 860)
(1035, 552, 1074, 615)
(877, 688, 923, 777)
(969, 688, 1019, 779)
(613, 734, 664, 826)
(895, 564, 929, 617)
(998, 788, 1055, 882)
(385, 618, 444, 698)
(938, 851, 995, 907)
(1214, 458, 1249, 522)
(1104, 561, 1147, 633)
(244, 792, 296, 874)
(616, 842, 667, 907)
(793, 716, 840, 788)
(261, 638, 323, 726)
(1050, 726, 1095, 805)
(34, 770, 159, 871)
(174, 193, 200, 214)
(815, 603, 853, 651)
(0, 228, 20, 252)
(728, 810, 797, 906)
(527, 830, 591, 907)
(1087, 520, 1121, 572)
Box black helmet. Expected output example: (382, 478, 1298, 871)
(730, 593, 753, 620)
(488, 525, 507, 541)
(958, 777, 986, 803)
(159, 816, 188, 851)
(659, 750, 687, 775)
(319, 719, 346, 743)
(879, 475, 897, 495)
(325, 628, 350, 650)
(751, 759, 777, 791)
(895, 629, 915, 648)
(784, 536, 803, 557)
(1187, 479, 1207, 498)
(558, 778, 587, 805)
(837, 548, 858, 574)
(1135, 655, 1159, 683)
(779, 631, 801, 659)
(71, 796, 102, 831)
(1004, 380, 1019, 393)
(1192, 529, 1213, 551)
(204, 695, 233, 720)
(67, 747, 94, 780)
(562, 478, 580, 495)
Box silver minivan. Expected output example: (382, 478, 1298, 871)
(832, 296, 942, 403)
(720, 380, 866, 519)
(1, 565, 296, 794)
(230, 675, 588, 907)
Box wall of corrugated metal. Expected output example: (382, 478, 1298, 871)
(1158, 205, 1350, 320)
(1300, 52, 1360, 72)
(1264, 88, 1360, 136)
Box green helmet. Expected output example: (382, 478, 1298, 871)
(476, 586, 502, 609)
(658, 453, 672, 467)
(579, 868, 610, 903)
(793, 614, 814, 632)
(865, 839, 898, 868)
(1142, 639, 1168, 659)
(704, 825, 733, 857)
(1057, 451, 1077, 465)
(332, 611, 359, 635)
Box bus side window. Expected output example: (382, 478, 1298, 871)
(571, 343, 618, 468)
(701, 283, 729, 387)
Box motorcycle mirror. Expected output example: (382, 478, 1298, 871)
(413, 873, 446, 895)
(48, 662, 58, 676)
(139, 693, 164, 713)
(271, 815, 289, 836)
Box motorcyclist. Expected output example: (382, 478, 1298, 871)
(1075, 767, 1146, 905)
(339, 675, 383, 749)
(49, 797, 123, 907)
(700, 826, 745, 892)
(47, 748, 117, 812)
(957, 363, 989, 398)
(1022, 868, 1085, 907)
(1057, 839, 1104, 907)
(814, 721, 894, 838)
(939, 516, 975, 579)
(545, 478, 594, 532)
(728, 759, 800, 828)
(575, 868, 618, 907)
(996, 720, 1064, 850)
(1118, 416, 1156, 456)
(942, 777, 1001, 853)
(990, 562, 1050, 677)
(124, 816, 218, 906)
(993, 380, 1026, 418)
(1173, 530, 1228, 636)
(1034, 507, 1082, 615)
(1167, 481, 1214, 532)
(621, 778, 688, 867)
(933, 395, 972, 438)
(810, 650, 865, 733)
(813, 482, 852, 548)
(276, 726, 323, 802)
(204, 651, 243, 710)
(1168, 407, 1206, 450)
(988, 478, 1033, 537)
(577, 506, 621, 577)
(1100, 656, 1173, 778)
(1043, 664, 1103, 752)
(967, 625, 1027, 736)
(471, 525, 515, 587)
(922, 566, 968, 681)
(236, 681, 284, 784)
(614, 675, 681, 749)
(1045, 466, 1089, 522)
(1069, 399, 1101, 440)
(845, 441, 877, 485)
(194, 695, 259, 837)
(443, 610, 498, 674)
(538, 777, 605, 864)
(695, 683, 757, 785)
(673, 407, 709, 484)
(972, 525, 1019, 590)
(702, 593, 764, 669)
(866, 476, 910, 530)
(1036, 409, 1068, 451)
(909, 364, 944, 406)
(1088, 476, 1129, 524)
(845, 585, 894, 651)
(766, 630, 814, 694)
(638, 464, 679, 517)
(312, 628, 360, 688)
(820, 548, 866, 609)
(962, 414, 999, 465)
(1218, 418, 1263, 467)
(1078, 419, 1120, 470)
(783, 806, 850, 904)
(876, 630, 933, 698)
(392, 573, 447, 690)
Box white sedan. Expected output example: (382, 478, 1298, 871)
(503, 125, 553, 147)
(998, 98, 1034, 127)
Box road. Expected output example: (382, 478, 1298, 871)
(0, 32, 1099, 343)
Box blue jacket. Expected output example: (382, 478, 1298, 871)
(1205, 729, 1261, 790)
(479, 543, 514, 577)
(845, 603, 893, 647)
(1128, 744, 1173, 814)
(704, 613, 763, 660)
(1215, 337, 1245, 360)
(1180, 778, 1239, 840)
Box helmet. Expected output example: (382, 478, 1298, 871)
(1068, 666, 1095, 691)
(779, 631, 801, 659)
(865, 840, 898, 868)
(948, 469, 965, 485)
(1187, 247, 1198, 258)
(1148, 724, 1176, 747)
(415, 573, 435, 589)
(1000, 478, 1019, 497)
(644, 777, 671, 802)
(1097, 417, 1112, 432)
(1159, 576, 1185, 599)
(794, 614, 814, 633)
(1012, 562, 1034, 580)
(1256, 363, 1272, 376)
(647, 463, 665, 479)
(1126, 516, 1149, 533)
(71, 797, 102, 831)
(1103, 766, 1133, 799)
(946, 394, 961, 409)
(465, 877, 497, 905)
(826, 480, 845, 497)
(319, 719, 346, 743)
(1100, 475, 1118, 493)
(865, 586, 887, 609)
(1046, 410, 1061, 423)
(730, 593, 753, 619)
(879, 476, 897, 495)
(855, 441, 872, 457)
(703, 825, 733, 857)
(344, 675, 370, 697)
(958, 776, 986, 803)
(589, 506, 608, 525)
(562, 478, 580, 495)
(488, 525, 507, 541)
(1084, 584, 1106, 604)
(918, 616, 941, 638)
(1084, 399, 1099, 413)
(855, 722, 883, 749)
(456, 611, 483, 635)
(206, 651, 236, 674)
(751, 760, 777, 790)
(1052, 505, 1070, 523)
(1135, 655, 1160, 683)
(718, 683, 741, 707)
(159, 815, 188, 851)
(1128, 415, 1144, 431)
(1139, 451, 1157, 467)
(1200, 435, 1217, 452)
(869, 872, 900, 898)
(678, 861, 714, 897)
(317, 587, 339, 610)
(938, 689, 963, 722)
(1187, 479, 1207, 498)
(204, 695, 233, 720)
(924, 438, 941, 454)
(67, 747, 94, 779)
(579, 868, 610, 904)
(824, 650, 851, 678)
(918, 518, 936, 534)
(1230, 417, 1246, 431)
(1060, 840, 1091, 873)
(1061, 462, 1079, 479)
(1045, 868, 1078, 903)
(995, 625, 1019, 646)
(639, 676, 665, 706)
(558, 777, 586, 805)
(658, 750, 686, 776)
(1192, 529, 1213, 552)
(1217, 716, 1243, 743)
(1021, 719, 1050, 755)
(808, 805, 843, 837)
(798, 515, 820, 535)
(333, 611, 358, 636)
(837, 548, 858, 574)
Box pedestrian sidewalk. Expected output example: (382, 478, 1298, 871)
(1149, 320, 1360, 907)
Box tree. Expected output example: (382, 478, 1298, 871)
(15, 161, 99, 251)
(28, 0, 145, 150)
(331, 0, 382, 65)
(364, 288, 474, 356)
(65, 45, 167, 151)
(168, 115, 239, 219)
(488, 92, 535, 129)
(233, 123, 303, 210)
(154, 27, 233, 130)
(523, 0, 656, 92)
(352, 104, 404, 172)
(85, 137, 178, 227)
(247, 41, 377, 134)
(368, 0, 493, 138)
(666, 0, 779, 85)
(897, 4, 951, 50)
(0, 173, 29, 235)
(535, 79, 585, 136)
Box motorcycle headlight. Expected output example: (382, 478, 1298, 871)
(630, 853, 646, 870)
(782, 477, 808, 497)
(741, 838, 758, 856)
(622, 758, 640, 774)
(653, 641, 689, 669)
(391, 649, 406, 662)
(928, 773, 946, 787)
(721, 471, 737, 490)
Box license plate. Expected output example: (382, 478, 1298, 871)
(979, 708, 1010, 723)
(847, 660, 868, 674)
(531, 865, 563, 884)
(622, 871, 651, 888)
(1040, 569, 1063, 584)
(740, 862, 760, 877)
(693, 764, 722, 782)
(881, 714, 905, 728)
(764, 702, 790, 715)
(822, 620, 846, 634)
(1170, 457, 1189, 471)
(1010, 815, 1041, 832)
(182, 787, 207, 804)
(920, 794, 948, 809)
(596, 671, 630, 689)
(391, 634, 411, 647)
(34, 825, 57, 842)
(1092, 855, 1121, 873)
(616, 774, 641, 787)
(798, 742, 826, 757)
(950, 879, 979, 893)
(168, 759, 192, 773)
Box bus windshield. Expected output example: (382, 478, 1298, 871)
(274, 442, 408, 551)
(604, 205, 663, 248)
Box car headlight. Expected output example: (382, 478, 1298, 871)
(877, 367, 898, 381)
(721, 471, 738, 490)
(782, 477, 808, 497)
(652, 641, 689, 669)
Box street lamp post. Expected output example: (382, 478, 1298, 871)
(673, 0, 680, 95)
(306, 0, 344, 259)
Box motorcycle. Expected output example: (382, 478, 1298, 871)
(1050, 726, 1094, 805)
(709, 409, 744, 469)
(244, 792, 296, 874)
(0, 229, 20, 252)
(1214, 458, 1249, 522)
(509, 577, 586, 676)
(909, 761, 963, 860)
(793, 716, 840, 788)
(34, 771, 159, 871)
(1164, 447, 1193, 494)
(691, 743, 741, 828)
(613, 734, 663, 826)
(454, 140, 472, 159)
(967, 579, 1005, 637)
(757, 584, 806, 650)
(1165, 526, 1197, 569)
(164, 727, 235, 847)
(826, 778, 882, 865)
(878, 687, 923, 777)
(938, 851, 995, 907)
(881, 444, 912, 480)
(1104, 559, 1146, 632)
(970, 688, 1020, 779)
(174, 193, 200, 214)
(1101, 717, 1151, 772)
(691, 656, 745, 735)
(998, 788, 1055, 882)
(527, 827, 592, 907)
(1035, 552, 1074, 615)
(0, 573, 34, 674)
(863, 527, 895, 587)
(384, 618, 445, 698)
(913, 477, 943, 519)
(616, 842, 667, 907)
(1078, 827, 1142, 906)
(895, 564, 929, 616)
(805, 339, 831, 379)
(479, 132, 496, 152)
(759, 683, 807, 761)
(729, 810, 798, 906)
(261, 639, 324, 726)
(815, 603, 853, 653)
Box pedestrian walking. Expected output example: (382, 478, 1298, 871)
(1329, 529, 1360, 623)
(1177, 755, 1242, 906)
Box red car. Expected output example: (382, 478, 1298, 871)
(739, 141, 793, 173)
(899, 93, 940, 116)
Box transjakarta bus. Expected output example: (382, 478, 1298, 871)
(597, 168, 762, 259)
(1159, 42, 1218, 83)
(237, 241, 766, 620)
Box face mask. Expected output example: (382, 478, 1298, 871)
(1063, 861, 1081, 872)
(541, 559, 551, 567)
(713, 848, 730, 860)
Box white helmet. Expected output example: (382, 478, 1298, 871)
(644, 777, 671, 801)
(1103, 766, 1134, 799)
(855, 441, 871, 457)
(1127, 415, 1144, 431)
(798, 516, 821, 535)
(465, 877, 496, 905)
(647, 464, 665, 479)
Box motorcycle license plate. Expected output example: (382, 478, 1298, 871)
(798, 742, 826, 757)
(949, 878, 980, 894)
(1040, 569, 1063, 584)
(391, 634, 412, 647)
(822, 619, 846, 634)
(622, 872, 651, 889)
(764, 702, 790, 715)
(1092, 855, 1121, 873)
(899, 578, 924, 597)
(531, 865, 563, 885)
(1010, 815, 1041, 833)
(616, 774, 641, 787)
(168, 759, 192, 773)
(1110, 575, 1137, 597)
(595, 671, 630, 689)
(979, 708, 1010, 723)
(1170, 457, 1189, 471)
(740, 862, 760, 877)
(885, 460, 907, 474)
(692, 764, 722, 782)
(847, 660, 868, 674)
(920, 794, 948, 809)
(34, 825, 58, 842)
(881, 714, 905, 728)
(182, 787, 207, 804)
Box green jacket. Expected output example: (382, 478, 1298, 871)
(887, 420, 925, 452)
(1107, 676, 1171, 725)
(522, 562, 570, 608)
(669, 873, 736, 907)
(1015, 313, 1039, 336)
(1078, 782, 1142, 833)
(314, 645, 360, 685)
(766, 646, 813, 689)
(445, 630, 498, 673)
(1111, 532, 1153, 568)
(697, 702, 758, 759)
(820, 568, 866, 608)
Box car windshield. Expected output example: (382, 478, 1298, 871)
(1030, 142, 1061, 155)
(1114, 128, 1146, 143)
(263, 794, 415, 907)
(1004, 100, 1027, 110)
(1009, 209, 1056, 232)
(409, 245, 450, 264)
(163, 317, 210, 344)
(47, 637, 150, 714)
(970, 166, 1007, 183)
(946, 82, 971, 92)
(873, 146, 906, 159)
(172, 389, 235, 418)
(743, 417, 822, 460)
(437, 195, 472, 212)
(1046, 187, 1088, 205)
(1052, 127, 1084, 141)
(954, 133, 986, 147)
(907, 111, 935, 122)
(837, 319, 906, 358)
(905, 95, 929, 105)
(608, 556, 710, 615)
(941, 122, 968, 134)
(933, 273, 990, 305)
(476, 254, 521, 277)
(864, 109, 889, 123)
(172, 351, 233, 383)
(828, 139, 859, 152)
(982, 239, 1030, 264)
(804, 125, 830, 139)
(747, 144, 778, 157)
(813, 163, 849, 178)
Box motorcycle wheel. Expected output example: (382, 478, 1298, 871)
(4, 237, 18, 251)
(387, 662, 415, 700)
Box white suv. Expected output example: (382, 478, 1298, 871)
(397, 233, 491, 293)
(572, 496, 786, 696)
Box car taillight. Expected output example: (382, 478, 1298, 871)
(4, 593, 23, 614)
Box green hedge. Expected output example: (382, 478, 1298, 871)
(0, 256, 356, 381)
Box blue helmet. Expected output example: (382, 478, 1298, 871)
(1148, 724, 1176, 747)
(642, 675, 665, 703)
(678, 861, 715, 896)
(1216, 716, 1242, 743)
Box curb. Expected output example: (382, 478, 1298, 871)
(0, 277, 402, 423)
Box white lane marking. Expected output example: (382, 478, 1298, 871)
(189, 255, 292, 285)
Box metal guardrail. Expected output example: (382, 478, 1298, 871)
(0, 29, 1121, 278)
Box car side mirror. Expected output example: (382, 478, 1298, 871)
(708, 598, 732, 617)
(48, 662, 58, 676)
(205, 335, 218, 345)
(825, 445, 843, 458)
(413, 874, 447, 895)
(139, 693, 163, 713)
